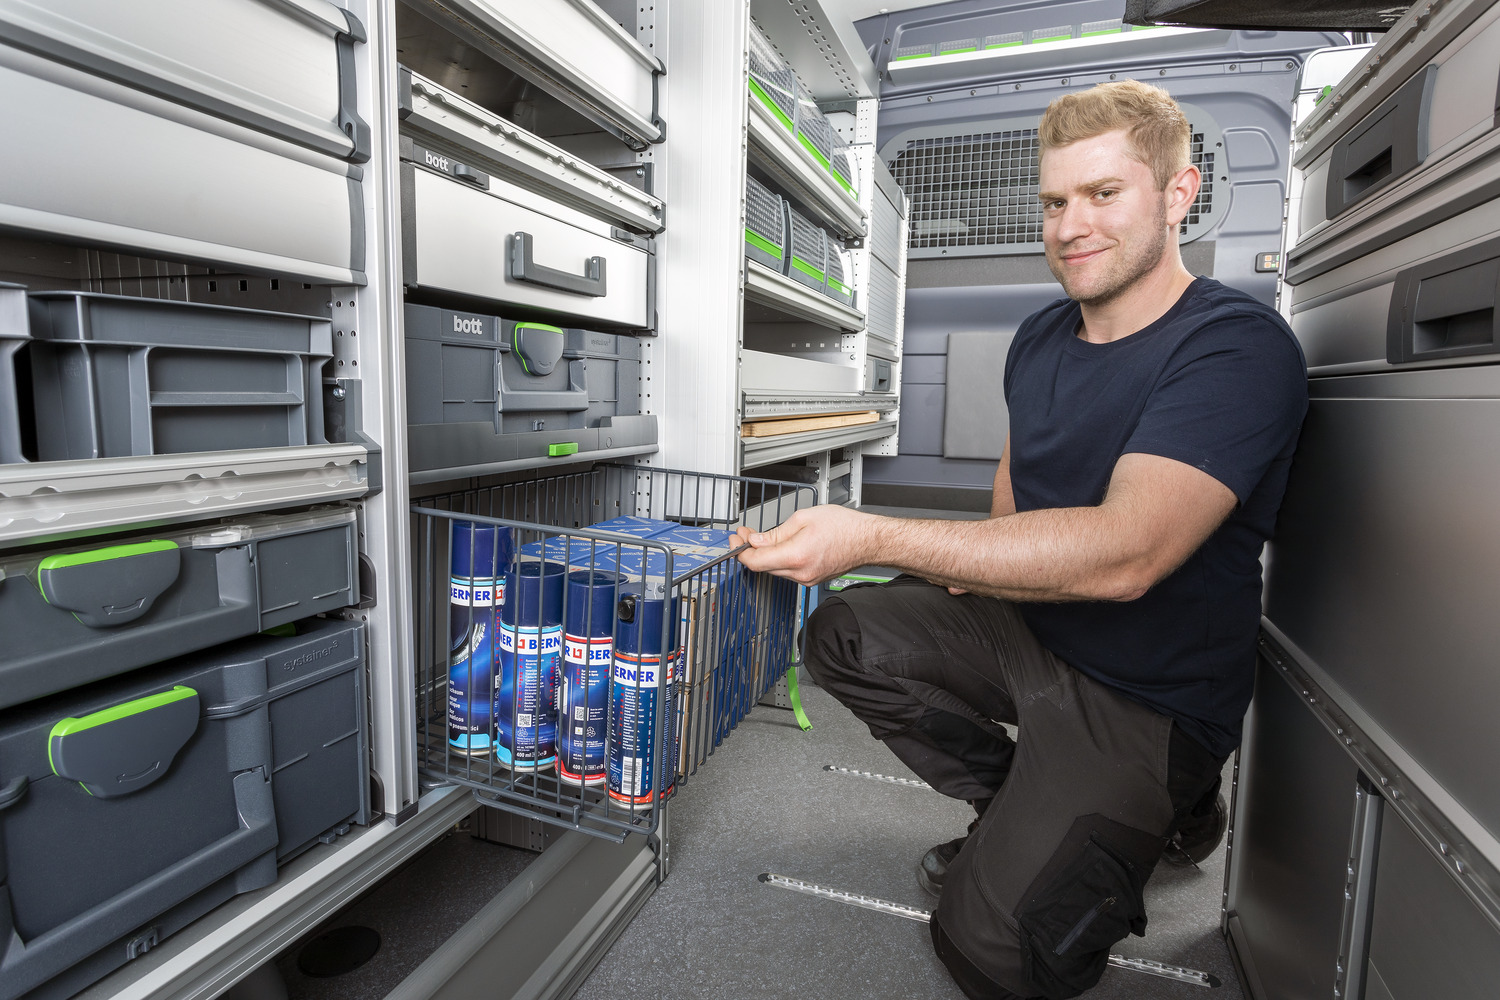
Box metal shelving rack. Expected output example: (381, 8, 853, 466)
(656, 0, 906, 508)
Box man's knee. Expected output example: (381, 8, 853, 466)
(935, 813, 1161, 1000)
(800, 597, 861, 689)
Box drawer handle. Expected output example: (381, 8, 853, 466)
(508, 232, 608, 298)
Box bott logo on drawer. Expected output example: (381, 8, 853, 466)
(453, 315, 486, 336)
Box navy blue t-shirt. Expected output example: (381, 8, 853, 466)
(1004, 277, 1307, 757)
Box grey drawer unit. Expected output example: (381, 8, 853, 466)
(1291, 0, 1500, 250)
(404, 303, 655, 483)
(0, 506, 359, 710)
(405, 0, 663, 150)
(0, 618, 367, 1000)
(1263, 367, 1500, 850)
(400, 149, 654, 332)
(398, 68, 663, 236)
(0, 281, 25, 465)
(0, 44, 363, 284)
(0, 0, 369, 162)
(1362, 814, 1500, 1000)
(24, 292, 332, 461)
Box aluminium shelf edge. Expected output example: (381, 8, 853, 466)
(741, 416, 898, 468)
(0, 444, 370, 545)
(747, 96, 865, 240)
(399, 68, 664, 235)
(744, 259, 865, 332)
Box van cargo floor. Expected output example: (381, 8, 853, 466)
(574, 679, 1241, 1000)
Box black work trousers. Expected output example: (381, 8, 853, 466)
(803, 576, 1226, 1000)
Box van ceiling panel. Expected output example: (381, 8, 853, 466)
(1124, 0, 1408, 32)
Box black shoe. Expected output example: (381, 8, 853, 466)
(1163, 792, 1228, 867)
(918, 835, 967, 896)
(918, 800, 990, 897)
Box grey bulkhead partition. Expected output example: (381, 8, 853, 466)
(1231, 1, 1500, 997)
(852, 0, 1341, 506)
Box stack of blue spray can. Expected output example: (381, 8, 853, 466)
(497, 559, 566, 770)
(558, 570, 617, 786)
(447, 522, 513, 754)
(609, 587, 681, 808)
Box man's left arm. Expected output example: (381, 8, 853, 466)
(736, 451, 1236, 601)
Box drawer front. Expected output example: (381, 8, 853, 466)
(439, 0, 662, 147)
(403, 166, 650, 330)
(0, 0, 367, 161)
(0, 48, 361, 283)
(1288, 179, 1500, 372)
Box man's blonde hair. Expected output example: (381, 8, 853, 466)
(1038, 80, 1190, 189)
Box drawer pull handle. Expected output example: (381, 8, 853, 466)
(508, 232, 608, 298)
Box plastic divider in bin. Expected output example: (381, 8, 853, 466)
(748, 24, 798, 131)
(0, 281, 27, 465)
(25, 292, 333, 461)
(0, 505, 360, 711)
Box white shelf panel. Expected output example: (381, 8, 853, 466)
(0, 444, 370, 546)
(741, 414, 898, 468)
(741, 348, 859, 393)
(747, 95, 865, 240)
(745, 259, 865, 332)
(749, 0, 879, 101)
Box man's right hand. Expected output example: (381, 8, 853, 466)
(735, 505, 876, 586)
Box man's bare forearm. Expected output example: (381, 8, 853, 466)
(869, 506, 1151, 602)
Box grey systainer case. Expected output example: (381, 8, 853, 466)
(0, 506, 360, 710)
(25, 292, 333, 461)
(0, 618, 369, 1000)
(404, 303, 656, 483)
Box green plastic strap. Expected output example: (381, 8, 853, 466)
(748, 78, 795, 131)
(796, 131, 832, 171)
(786, 662, 812, 731)
(745, 229, 784, 259)
(38, 539, 177, 574)
(790, 257, 825, 283)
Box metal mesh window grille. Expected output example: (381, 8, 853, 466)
(889, 127, 1216, 254)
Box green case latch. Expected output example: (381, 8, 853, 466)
(548, 442, 580, 458)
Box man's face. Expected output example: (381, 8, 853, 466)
(1038, 130, 1172, 306)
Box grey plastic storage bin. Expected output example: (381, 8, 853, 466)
(0, 617, 368, 1000)
(0, 506, 359, 711)
(405, 306, 657, 482)
(748, 24, 798, 131)
(26, 292, 333, 461)
(786, 206, 828, 291)
(745, 175, 789, 270)
(0, 281, 26, 465)
(795, 95, 836, 172)
(825, 243, 855, 307)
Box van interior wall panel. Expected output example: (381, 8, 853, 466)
(855, 1, 1340, 504)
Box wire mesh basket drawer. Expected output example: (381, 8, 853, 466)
(411, 464, 812, 841)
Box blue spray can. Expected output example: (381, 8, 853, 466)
(447, 521, 512, 754)
(496, 559, 565, 770)
(558, 571, 618, 786)
(608, 588, 681, 807)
